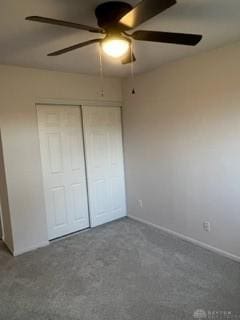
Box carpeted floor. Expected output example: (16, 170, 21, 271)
(0, 217, 240, 320)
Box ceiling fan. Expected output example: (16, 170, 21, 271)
(25, 0, 202, 64)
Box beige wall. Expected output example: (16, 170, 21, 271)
(0, 65, 122, 255)
(0, 132, 13, 249)
(123, 41, 240, 260)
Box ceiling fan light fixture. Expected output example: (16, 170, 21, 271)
(101, 35, 130, 58)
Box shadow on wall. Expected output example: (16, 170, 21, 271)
(0, 130, 13, 251)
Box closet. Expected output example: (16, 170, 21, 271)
(37, 104, 126, 240)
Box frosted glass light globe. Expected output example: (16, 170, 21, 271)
(102, 38, 130, 58)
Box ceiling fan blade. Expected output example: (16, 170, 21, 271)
(119, 0, 176, 29)
(131, 30, 202, 46)
(26, 16, 104, 33)
(121, 51, 136, 64)
(47, 39, 101, 56)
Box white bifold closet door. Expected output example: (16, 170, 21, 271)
(38, 105, 89, 240)
(82, 106, 126, 227)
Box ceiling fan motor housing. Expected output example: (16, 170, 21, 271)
(95, 1, 132, 32)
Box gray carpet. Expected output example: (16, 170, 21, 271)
(0, 218, 240, 320)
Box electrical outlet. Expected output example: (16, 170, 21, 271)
(137, 200, 143, 208)
(203, 221, 211, 232)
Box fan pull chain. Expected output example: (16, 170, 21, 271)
(98, 43, 104, 97)
(130, 41, 135, 95)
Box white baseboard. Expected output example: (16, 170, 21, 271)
(13, 241, 49, 256)
(129, 215, 240, 263)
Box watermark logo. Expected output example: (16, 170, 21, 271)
(193, 309, 238, 319)
(193, 309, 207, 319)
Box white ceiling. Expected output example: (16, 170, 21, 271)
(0, 0, 240, 77)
